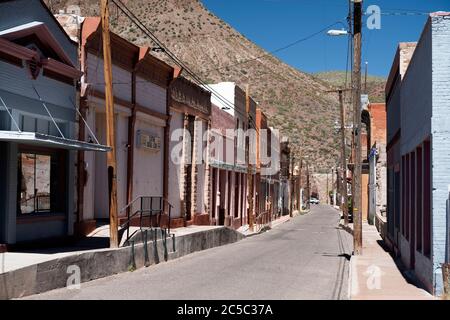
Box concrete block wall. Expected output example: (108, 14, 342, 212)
(0, 227, 245, 299)
(430, 13, 450, 295)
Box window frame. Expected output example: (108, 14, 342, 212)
(16, 145, 67, 218)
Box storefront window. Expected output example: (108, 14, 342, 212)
(17, 149, 65, 215)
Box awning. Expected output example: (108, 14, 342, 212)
(0, 131, 110, 152)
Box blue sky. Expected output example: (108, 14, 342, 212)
(201, 0, 450, 77)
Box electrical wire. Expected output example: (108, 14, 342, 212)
(110, 0, 259, 129)
(202, 20, 348, 75)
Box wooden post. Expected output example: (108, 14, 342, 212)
(306, 162, 310, 210)
(289, 156, 294, 217)
(352, 0, 363, 255)
(246, 85, 254, 231)
(326, 170, 329, 205)
(443, 263, 450, 297)
(339, 90, 349, 225)
(101, 0, 119, 248)
(299, 157, 303, 211)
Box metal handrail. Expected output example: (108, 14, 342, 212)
(254, 210, 271, 233)
(120, 196, 173, 244)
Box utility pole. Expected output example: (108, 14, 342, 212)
(246, 85, 254, 231)
(326, 171, 329, 205)
(289, 155, 295, 217)
(339, 90, 349, 225)
(299, 157, 303, 211)
(326, 88, 350, 223)
(101, 0, 119, 248)
(306, 163, 310, 210)
(364, 61, 368, 94)
(352, 0, 363, 255)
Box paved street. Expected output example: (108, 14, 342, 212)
(25, 205, 353, 300)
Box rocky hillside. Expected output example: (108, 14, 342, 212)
(314, 71, 386, 103)
(46, 0, 344, 170)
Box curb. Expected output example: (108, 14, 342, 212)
(238, 215, 292, 238)
(348, 255, 354, 300)
(1, 227, 243, 300)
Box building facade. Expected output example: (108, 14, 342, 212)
(386, 13, 450, 295)
(207, 82, 257, 229)
(256, 108, 281, 224)
(168, 76, 211, 227)
(0, 0, 107, 246)
(76, 17, 173, 234)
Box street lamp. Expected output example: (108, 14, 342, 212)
(327, 29, 349, 36)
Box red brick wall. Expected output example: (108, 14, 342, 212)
(193, 213, 210, 225)
(369, 103, 387, 146)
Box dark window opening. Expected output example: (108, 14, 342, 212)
(402, 155, 406, 237)
(17, 147, 66, 215)
(416, 146, 423, 252)
(406, 154, 410, 240)
(423, 140, 431, 257)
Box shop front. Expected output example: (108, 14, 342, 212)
(0, 0, 108, 246)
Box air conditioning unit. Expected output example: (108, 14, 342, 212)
(137, 130, 161, 152)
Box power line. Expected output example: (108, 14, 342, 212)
(202, 20, 348, 75)
(110, 0, 244, 115)
(110, 0, 259, 129)
(379, 12, 429, 16)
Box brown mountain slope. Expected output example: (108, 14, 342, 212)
(46, 0, 342, 170)
(313, 71, 386, 103)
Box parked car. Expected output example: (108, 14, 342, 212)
(309, 197, 319, 204)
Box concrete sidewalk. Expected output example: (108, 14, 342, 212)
(0, 225, 243, 299)
(349, 222, 434, 300)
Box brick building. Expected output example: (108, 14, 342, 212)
(207, 82, 256, 229)
(168, 76, 211, 227)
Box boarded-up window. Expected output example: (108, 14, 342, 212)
(416, 146, 423, 252)
(423, 140, 431, 257)
(402, 155, 406, 237)
(406, 154, 410, 240)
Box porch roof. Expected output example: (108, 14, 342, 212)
(0, 131, 110, 152)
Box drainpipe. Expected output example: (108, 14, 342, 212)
(163, 84, 172, 222)
(76, 21, 85, 234)
(190, 117, 199, 222)
(204, 120, 212, 221)
(126, 65, 137, 223)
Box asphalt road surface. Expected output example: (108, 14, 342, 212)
(25, 204, 353, 300)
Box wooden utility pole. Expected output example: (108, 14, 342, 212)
(306, 163, 310, 210)
(101, 0, 119, 248)
(339, 90, 349, 225)
(246, 85, 254, 231)
(289, 155, 295, 217)
(352, 0, 363, 255)
(299, 157, 303, 211)
(326, 88, 350, 222)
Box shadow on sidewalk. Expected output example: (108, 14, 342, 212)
(375, 239, 429, 293)
(7, 236, 111, 255)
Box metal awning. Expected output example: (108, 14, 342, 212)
(0, 131, 110, 152)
